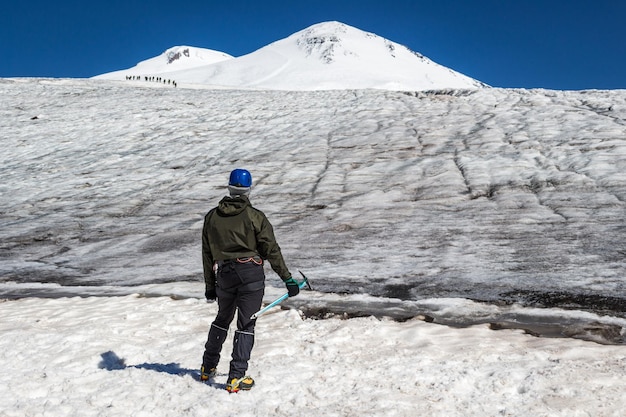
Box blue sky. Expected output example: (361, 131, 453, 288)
(2, 0, 625, 90)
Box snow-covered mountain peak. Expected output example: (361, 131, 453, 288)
(292, 21, 351, 63)
(135, 46, 233, 71)
(138, 46, 233, 69)
(164, 46, 198, 64)
(290, 21, 423, 64)
(95, 21, 486, 91)
(95, 46, 233, 79)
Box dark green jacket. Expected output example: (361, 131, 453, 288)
(202, 195, 291, 291)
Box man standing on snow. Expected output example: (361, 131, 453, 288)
(200, 168, 300, 393)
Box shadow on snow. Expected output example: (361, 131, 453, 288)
(98, 351, 226, 389)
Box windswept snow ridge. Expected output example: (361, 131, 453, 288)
(0, 78, 624, 329)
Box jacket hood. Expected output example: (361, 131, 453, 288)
(217, 195, 250, 216)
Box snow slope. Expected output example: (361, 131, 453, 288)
(1, 76, 626, 416)
(94, 21, 486, 91)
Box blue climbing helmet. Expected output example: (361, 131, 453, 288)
(229, 169, 252, 188)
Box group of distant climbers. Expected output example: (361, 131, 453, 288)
(125, 75, 177, 88)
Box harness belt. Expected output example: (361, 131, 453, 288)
(214, 257, 263, 274)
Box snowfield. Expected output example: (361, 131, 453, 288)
(0, 77, 625, 416)
(0, 294, 625, 417)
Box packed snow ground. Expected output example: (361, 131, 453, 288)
(0, 294, 625, 417)
(1, 78, 625, 415)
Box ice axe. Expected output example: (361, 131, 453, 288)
(251, 270, 312, 319)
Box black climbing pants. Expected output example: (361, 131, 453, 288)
(202, 258, 265, 379)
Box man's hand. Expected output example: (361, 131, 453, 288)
(284, 277, 300, 297)
(205, 288, 217, 301)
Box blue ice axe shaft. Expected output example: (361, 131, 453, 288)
(251, 271, 311, 320)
